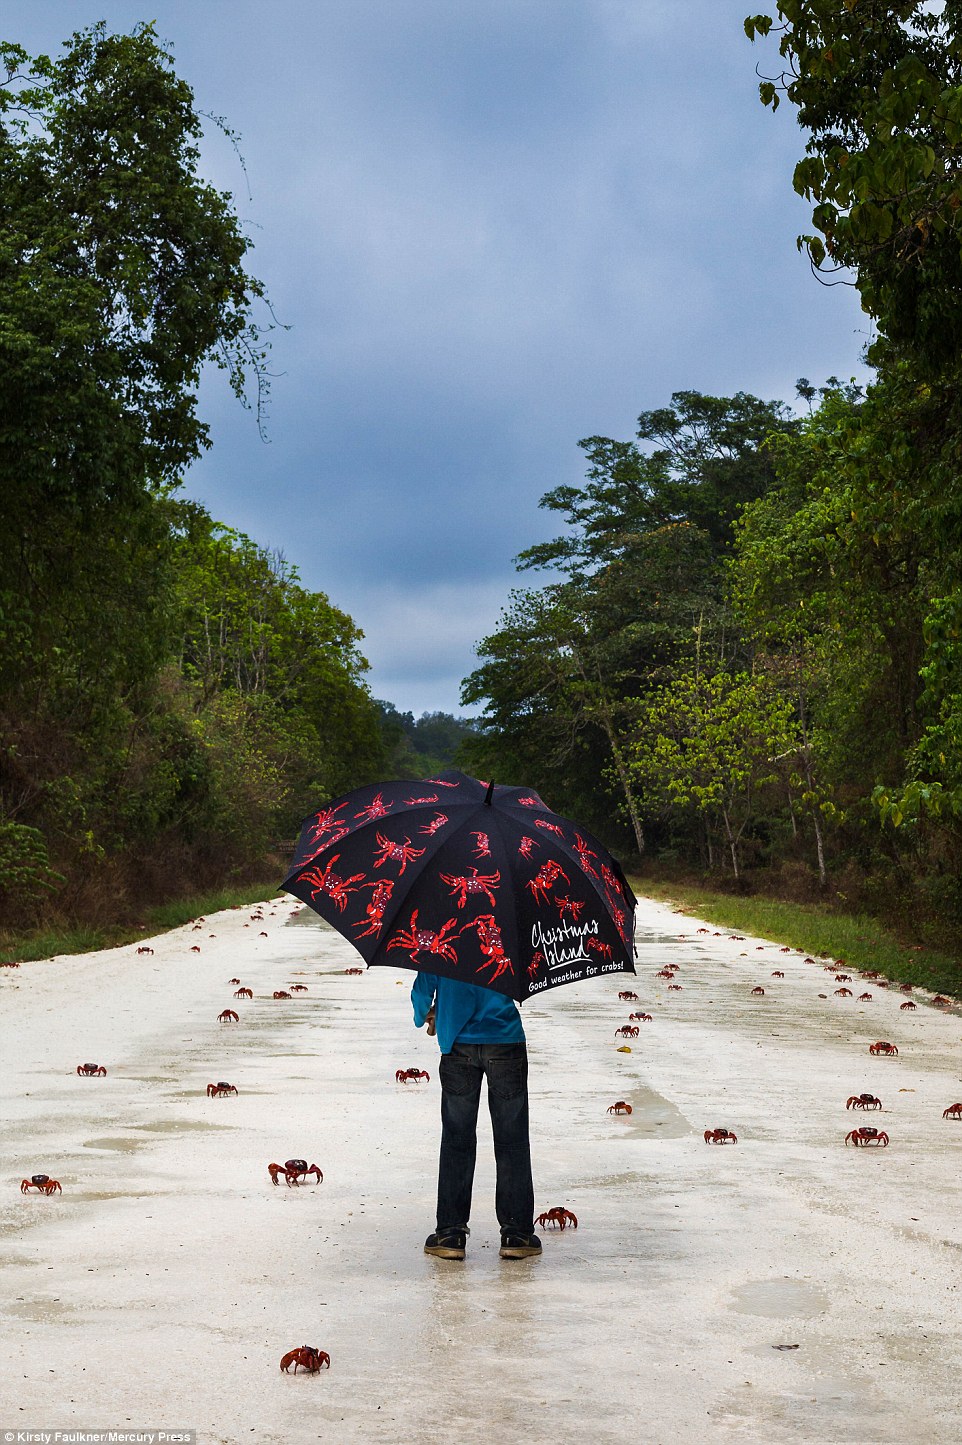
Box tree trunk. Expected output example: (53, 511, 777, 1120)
(575, 650, 645, 854)
(812, 807, 827, 887)
(722, 807, 739, 880)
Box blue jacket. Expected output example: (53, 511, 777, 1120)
(411, 972, 525, 1055)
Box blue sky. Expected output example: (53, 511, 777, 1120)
(13, 2, 870, 714)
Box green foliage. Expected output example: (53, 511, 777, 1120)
(375, 703, 477, 778)
(0, 820, 64, 914)
(626, 670, 798, 878)
(0, 24, 386, 928)
(463, 391, 795, 855)
(746, 2, 962, 367)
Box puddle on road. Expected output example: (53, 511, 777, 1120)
(285, 909, 333, 931)
(83, 1137, 145, 1152)
(7, 1296, 78, 1321)
(133, 1119, 230, 1133)
(729, 1277, 829, 1319)
(596, 1084, 691, 1139)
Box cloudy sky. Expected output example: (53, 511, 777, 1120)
(14, 1, 870, 715)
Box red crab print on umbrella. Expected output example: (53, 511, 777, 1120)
(281, 770, 636, 1002)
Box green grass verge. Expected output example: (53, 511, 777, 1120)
(631, 877, 962, 1000)
(0, 881, 282, 966)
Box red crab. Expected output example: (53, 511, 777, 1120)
(932, 995, 952, 1005)
(943, 1103, 962, 1119)
(290, 983, 308, 993)
(301, 855, 366, 913)
(898, 983, 913, 993)
(470, 831, 491, 857)
(704, 1128, 737, 1144)
(518, 836, 538, 858)
(629, 1012, 653, 1022)
(857, 993, 874, 1002)
(900, 1001, 917, 1011)
(526, 859, 569, 905)
(273, 991, 292, 999)
(76, 1063, 106, 1076)
(751, 987, 766, 996)
(537, 1206, 578, 1229)
(405, 793, 439, 806)
(771, 970, 785, 978)
(585, 938, 613, 962)
(136, 945, 154, 955)
(234, 987, 253, 999)
(305, 802, 349, 848)
(228, 977, 241, 985)
(218, 1009, 239, 1024)
(354, 792, 391, 823)
(387, 910, 460, 966)
(395, 1068, 431, 1083)
(667, 983, 683, 991)
(835, 974, 852, 982)
(555, 895, 584, 922)
(572, 834, 599, 878)
(618, 990, 639, 1001)
(469, 913, 514, 982)
(527, 951, 545, 979)
(207, 1082, 237, 1097)
(869, 1041, 898, 1055)
(847, 1093, 881, 1110)
(268, 1159, 323, 1186)
(845, 1126, 889, 1147)
(419, 813, 449, 836)
(615, 1025, 639, 1038)
(533, 819, 565, 837)
(373, 833, 426, 875)
(21, 1174, 62, 1194)
(600, 864, 624, 900)
(835, 988, 853, 997)
(352, 878, 395, 940)
(656, 969, 675, 980)
(607, 1101, 632, 1115)
(440, 867, 501, 908)
(280, 1346, 330, 1373)
(344, 967, 364, 975)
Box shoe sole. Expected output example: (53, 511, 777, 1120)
(424, 1245, 466, 1260)
(499, 1246, 542, 1259)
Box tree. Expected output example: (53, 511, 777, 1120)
(746, 2, 962, 368)
(626, 670, 798, 880)
(519, 391, 795, 576)
(0, 22, 270, 706)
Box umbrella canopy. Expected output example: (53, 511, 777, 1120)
(281, 770, 636, 1003)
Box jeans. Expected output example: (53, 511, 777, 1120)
(436, 1042, 535, 1236)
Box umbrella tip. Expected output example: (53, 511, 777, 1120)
(484, 779, 495, 806)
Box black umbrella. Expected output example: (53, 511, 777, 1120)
(281, 770, 636, 1002)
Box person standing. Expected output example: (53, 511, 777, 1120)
(412, 972, 540, 1261)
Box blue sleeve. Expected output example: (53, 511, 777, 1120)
(411, 972, 437, 1028)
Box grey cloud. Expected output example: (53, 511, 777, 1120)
(13, 0, 872, 714)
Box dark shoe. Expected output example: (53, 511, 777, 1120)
(499, 1232, 542, 1259)
(424, 1229, 467, 1260)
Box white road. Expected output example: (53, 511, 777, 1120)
(1, 896, 961, 1444)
